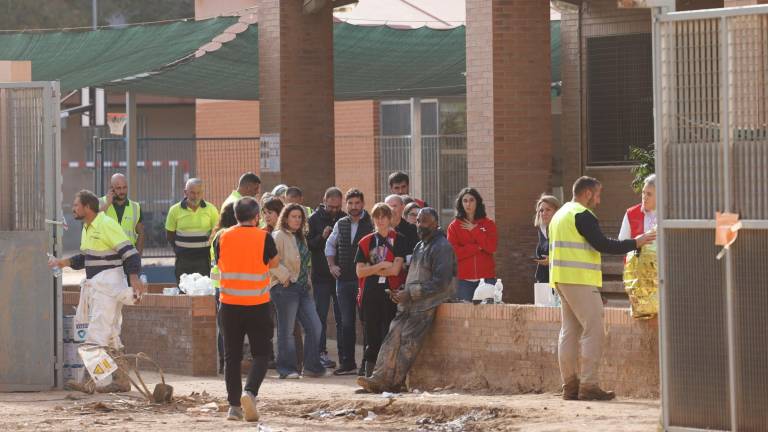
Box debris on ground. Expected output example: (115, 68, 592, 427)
(62, 391, 227, 416)
(416, 409, 499, 432)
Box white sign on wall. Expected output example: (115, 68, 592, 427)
(260, 134, 280, 173)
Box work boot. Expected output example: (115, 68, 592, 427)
(96, 368, 132, 393)
(240, 391, 259, 422)
(578, 384, 616, 401)
(227, 406, 244, 421)
(65, 379, 95, 394)
(562, 376, 580, 400)
(356, 376, 385, 394)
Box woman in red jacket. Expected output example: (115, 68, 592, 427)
(447, 188, 498, 301)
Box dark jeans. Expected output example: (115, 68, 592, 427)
(220, 302, 272, 407)
(313, 279, 342, 355)
(336, 279, 358, 368)
(270, 282, 324, 376)
(174, 253, 210, 285)
(215, 289, 224, 368)
(361, 283, 397, 363)
(456, 278, 497, 302)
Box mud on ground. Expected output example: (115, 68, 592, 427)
(0, 373, 660, 431)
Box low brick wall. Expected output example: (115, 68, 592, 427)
(409, 304, 659, 398)
(63, 292, 217, 376)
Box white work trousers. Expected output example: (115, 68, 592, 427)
(79, 267, 134, 351)
(556, 283, 604, 385)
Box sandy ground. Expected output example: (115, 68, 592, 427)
(0, 371, 660, 432)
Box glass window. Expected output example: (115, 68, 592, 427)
(421, 101, 438, 136)
(381, 102, 411, 136)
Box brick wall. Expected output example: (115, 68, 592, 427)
(466, 0, 552, 303)
(334, 100, 379, 208)
(409, 303, 659, 398)
(63, 292, 217, 376)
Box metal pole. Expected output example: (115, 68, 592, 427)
(410, 97, 423, 199)
(125, 91, 138, 200)
(93, 135, 102, 195)
(651, 7, 671, 430)
(720, 15, 739, 432)
(92, 0, 98, 29)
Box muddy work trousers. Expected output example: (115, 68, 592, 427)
(370, 308, 437, 391)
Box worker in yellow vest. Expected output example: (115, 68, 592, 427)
(285, 186, 314, 218)
(212, 197, 279, 422)
(223, 172, 262, 208)
(166, 178, 220, 284)
(100, 173, 144, 254)
(49, 190, 146, 393)
(549, 176, 656, 401)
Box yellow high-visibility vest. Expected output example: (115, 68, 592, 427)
(548, 201, 602, 288)
(100, 197, 140, 245)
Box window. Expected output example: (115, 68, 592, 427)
(380, 100, 439, 136)
(587, 33, 654, 165)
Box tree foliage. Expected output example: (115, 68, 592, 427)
(629, 144, 655, 193)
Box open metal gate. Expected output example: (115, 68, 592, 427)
(654, 5, 768, 431)
(0, 82, 63, 390)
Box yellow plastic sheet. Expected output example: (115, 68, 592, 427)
(623, 244, 658, 319)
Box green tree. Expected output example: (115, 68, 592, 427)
(629, 143, 655, 193)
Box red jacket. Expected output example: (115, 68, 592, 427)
(446, 217, 497, 280)
(626, 204, 645, 238)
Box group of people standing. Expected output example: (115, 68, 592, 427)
(52, 163, 659, 418)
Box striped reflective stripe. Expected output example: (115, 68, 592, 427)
(84, 249, 119, 257)
(123, 249, 138, 258)
(552, 241, 596, 251)
(551, 260, 601, 271)
(175, 240, 210, 248)
(220, 272, 269, 282)
(220, 286, 271, 297)
(177, 230, 211, 237)
(115, 240, 132, 250)
(85, 259, 123, 266)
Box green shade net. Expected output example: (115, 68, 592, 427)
(0, 17, 561, 100)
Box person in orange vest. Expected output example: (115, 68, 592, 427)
(212, 197, 279, 422)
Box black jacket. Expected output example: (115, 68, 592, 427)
(307, 204, 346, 283)
(535, 227, 549, 283)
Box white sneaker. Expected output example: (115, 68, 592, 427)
(227, 406, 243, 421)
(240, 391, 259, 422)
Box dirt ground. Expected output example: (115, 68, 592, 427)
(0, 371, 660, 432)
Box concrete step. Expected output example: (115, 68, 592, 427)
(602, 256, 625, 275)
(601, 280, 626, 294)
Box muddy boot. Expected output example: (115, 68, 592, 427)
(356, 376, 385, 394)
(578, 384, 616, 401)
(562, 376, 580, 400)
(65, 378, 95, 394)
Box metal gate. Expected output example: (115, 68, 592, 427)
(0, 82, 63, 390)
(654, 5, 768, 431)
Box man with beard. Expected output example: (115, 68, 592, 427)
(356, 208, 456, 393)
(325, 189, 373, 375)
(49, 190, 146, 393)
(166, 178, 220, 284)
(100, 173, 144, 255)
(307, 187, 346, 369)
(549, 176, 656, 401)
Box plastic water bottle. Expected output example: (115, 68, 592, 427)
(47, 253, 62, 277)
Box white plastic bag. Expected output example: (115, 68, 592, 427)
(179, 273, 214, 295)
(493, 279, 504, 303)
(78, 345, 118, 383)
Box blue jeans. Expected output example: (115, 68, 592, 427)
(313, 279, 342, 356)
(270, 282, 324, 376)
(335, 279, 358, 368)
(456, 278, 497, 301)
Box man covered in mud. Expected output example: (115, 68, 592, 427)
(357, 208, 456, 393)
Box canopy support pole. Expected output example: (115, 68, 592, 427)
(410, 97, 423, 199)
(125, 91, 138, 197)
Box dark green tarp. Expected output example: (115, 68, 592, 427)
(0, 17, 561, 100)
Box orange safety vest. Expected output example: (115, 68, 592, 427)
(218, 226, 271, 306)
